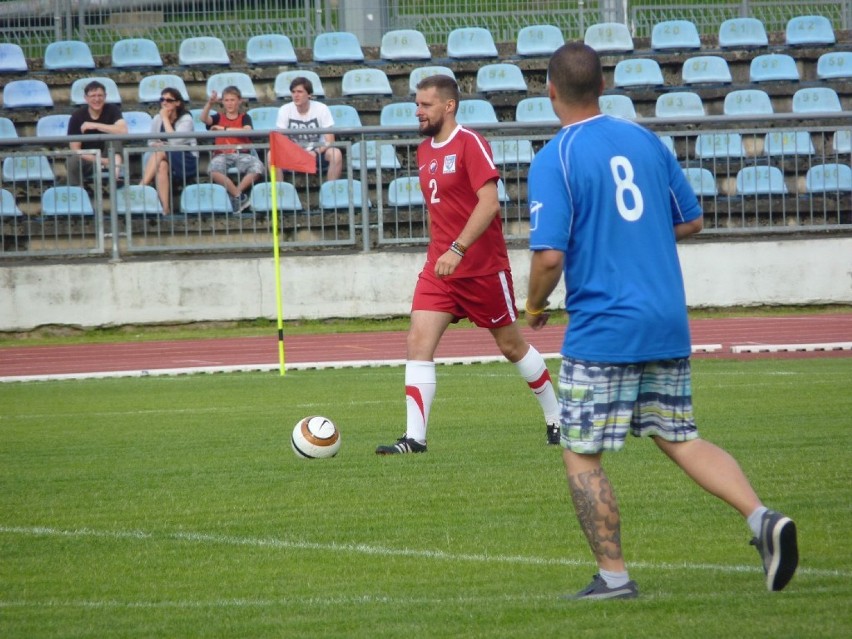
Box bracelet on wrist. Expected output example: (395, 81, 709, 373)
(449, 241, 466, 258)
(524, 301, 547, 316)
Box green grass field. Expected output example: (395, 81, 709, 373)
(1, 357, 850, 638)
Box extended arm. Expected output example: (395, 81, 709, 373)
(526, 249, 564, 329)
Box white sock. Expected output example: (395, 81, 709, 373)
(599, 568, 630, 589)
(514, 346, 560, 423)
(405, 360, 435, 444)
(747, 506, 769, 537)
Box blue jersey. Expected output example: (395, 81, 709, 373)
(529, 114, 702, 363)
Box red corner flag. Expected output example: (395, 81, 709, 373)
(269, 131, 317, 174)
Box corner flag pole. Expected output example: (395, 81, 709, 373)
(269, 161, 286, 376)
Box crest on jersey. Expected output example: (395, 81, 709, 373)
(442, 154, 457, 174)
(429, 159, 438, 174)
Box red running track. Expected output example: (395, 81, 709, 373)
(1, 314, 850, 381)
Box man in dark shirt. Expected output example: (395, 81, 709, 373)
(66, 80, 127, 186)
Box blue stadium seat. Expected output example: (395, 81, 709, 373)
(246, 106, 279, 132)
(341, 68, 393, 96)
(792, 87, 842, 114)
(0, 188, 22, 217)
(0, 43, 27, 72)
(409, 66, 456, 93)
(786, 15, 835, 46)
(71, 77, 121, 105)
(380, 29, 431, 61)
(351, 141, 401, 170)
(179, 36, 229, 65)
(245, 34, 297, 65)
(380, 102, 417, 127)
(723, 89, 773, 116)
(718, 17, 768, 49)
(0, 117, 18, 139)
(387, 176, 425, 207)
(613, 58, 664, 88)
(2, 155, 55, 182)
(695, 133, 745, 159)
(41, 186, 94, 216)
(313, 31, 364, 63)
(456, 99, 498, 126)
(490, 139, 534, 165)
(599, 94, 636, 120)
(44, 40, 95, 70)
(763, 130, 815, 157)
(328, 104, 363, 129)
(111, 38, 163, 68)
(206, 72, 257, 100)
(36, 114, 71, 138)
(189, 108, 214, 132)
(817, 51, 852, 80)
(476, 63, 528, 92)
(805, 163, 852, 193)
(651, 20, 701, 50)
(115, 185, 163, 216)
(681, 55, 732, 84)
(658, 135, 676, 156)
(516, 24, 564, 57)
(655, 92, 704, 118)
(2, 80, 53, 109)
(274, 70, 325, 98)
(682, 167, 718, 197)
(496, 179, 510, 203)
(249, 182, 303, 212)
(180, 183, 233, 214)
(320, 179, 370, 210)
(584, 22, 634, 53)
(515, 97, 558, 124)
(736, 166, 788, 195)
(750, 54, 800, 83)
(138, 74, 190, 103)
(447, 27, 498, 58)
(833, 130, 851, 154)
(123, 111, 154, 135)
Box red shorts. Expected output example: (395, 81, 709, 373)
(412, 266, 518, 329)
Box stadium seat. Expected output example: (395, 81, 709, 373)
(341, 68, 393, 96)
(328, 104, 362, 129)
(246, 106, 279, 132)
(723, 89, 773, 116)
(206, 72, 257, 100)
(516, 24, 564, 57)
(763, 130, 815, 157)
(490, 139, 534, 165)
(805, 163, 852, 193)
(36, 114, 71, 138)
(249, 181, 303, 212)
(387, 176, 425, 207)
(0, 43, 27, 72)
(0, 117, 18, 139)
(139, 74, 190, 102)
(785, 15, 835, 46)
(476, 63, 528, 92)
(115, 185, 164, 216)
(179, 36, 230, 65)
(833, 130, 851, 154)
(319, 179, 370, 210)
(189, 108, 213, 132)
(681, 55, 732, 84)
(350, 141, 401, 170)
(749, 54, 800, 83)
(658, 135, 676, 156)
(447, 27, 498, 58)
(2, 155, 55, 182)
(515, 97, 559, 124)
(456, 99, 498, 126)
(71, 77, 121, 105)
(817, 51, 852, 80)
(584, 22, 634, 53)
(123, 111, 154, 135)
(180, 183, 233, 214)
(651, 20, 701, 50)
(655, 92, 704, 118)
(682, 167, 718, 197)
(695, 133, 745, 159)
(380, 29, 431, 61)
(735, 166, 788, 195)
(599, 94, 637, 120)
(2, 79, 53, 109)
(111, 38, 163, 68)
(718, 17, 768, 49)
(313, 31, 364, 63)
(245, 34, 297, 65)
(274, 70, 325, 98)
(792, 87, 842, 114)
(380, 102, 417, 127)
(409, 66, 456, 93)
(496, 179, 510, 203)
(613, 58, 664, 88)
(40, 186, 94, 216)
(0, 188, 22, 217)
(44, 40, 95, 70)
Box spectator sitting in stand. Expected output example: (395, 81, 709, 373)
(66, 80, 127, 188)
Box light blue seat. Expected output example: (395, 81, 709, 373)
(736, 166, 788, 195)
(36, 114, 71, 138)
(245, 34, 297, 65)
(681, 55, 732, 84)
(718, 17, 768, 49)
(179, 36, 229, 65)
(249, 182, 303, 212)
(206, 72, 257, 100)
(490, 139, 534, 165)
(387, 176, 424, 207)
(0, 117, 17, 139)
(651, 20, 701, 50)
(723, 89, 773, 116)
(806, 163, 852, 193)
(409, 66, 455, 93)
(682, 167, 718, 197)
(44, 40, 95, 70)
(599, 94, 636, 120)
(328, 104, 362, 129)
(274, 70, 325, 98)
(71, 77, 121, 105)
(111, 38, 162, 68)
(0, 189, 23, 217)
(833, 130, 851, 154)
(2, 155, 55, 182)
(658, 135, 676, 156)
(0, 43, 27, 72)
(447, 27, 498, 58)
(189, 108, 214, 132)
(655, 92, 704, 118)
(817, 51, 852, 80)
(380, 102, 417, 127)
(180, 183, 233, 214)
(246, 106, 279, 132)
(786, 15, 835, 46)
(115, 185, 163, 216)
(584, 22, 634, 53)
(613, 58, 664, 88)
(139, 74, 190, 102)
(351, 141, 401, 170)
(456, 99, 498, 126)
(3, 80, 54, 109)
(792, 87, 842, 114)
(750, 54, 799, 83)
(41, 186, 94, 216)
(123, 111, 153, 135)
(380, 29, 431, 61)
(341, 68, 392, 96)
(496, 179, 510, 203)
(764, 130, 815, 157)
(516, 24, 564, 57)
(476, 63, 527, 92)
(515, 97, 558, 124)
(313, 31, 364, 63)
(695, 133, 745, 159)
(319, 179, 370, 210)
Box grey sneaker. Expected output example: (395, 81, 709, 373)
(750, 509, 798, 591)
(546, 420, 560, 445)
(376, 436, 427, 455)
(562, 574, 638, 600)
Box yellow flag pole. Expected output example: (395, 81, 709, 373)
(269, 162, 286, 376)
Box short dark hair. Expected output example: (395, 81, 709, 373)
(415, 74, 460, 112)
(221, 85, 242, 99)
(547, 42, 603, 106)
(84, 80, 106, 96)
(289, 76, 313, 95)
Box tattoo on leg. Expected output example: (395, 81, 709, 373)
(568, 467, 622, 561)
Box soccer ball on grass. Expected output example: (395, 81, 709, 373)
(291, 415, 341, 459)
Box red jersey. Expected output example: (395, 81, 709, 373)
(209, 112, 253, 155)
(417, 125, 507, 278)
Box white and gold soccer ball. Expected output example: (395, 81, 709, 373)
(291, 415, 341, 459)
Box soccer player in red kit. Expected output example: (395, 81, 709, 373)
(376, 75, 560, 454)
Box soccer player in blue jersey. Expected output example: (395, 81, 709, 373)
(525, 42, 798, 599)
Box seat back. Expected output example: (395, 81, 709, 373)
(723, 89, 773, 116)
(36, 114, 71, 138)
(206, 72, 257, 100)
(681, 55, 732, 84)
(123, 111, 154, 135)
(806, 163, 852, 193)
(682, 167, 718, 196)
(313, 31, 364, 62)
(718, 17, 768, 48)
(44, 40, 95, 70)
(0, 117, 17, 139)
(245, 34, 297, 65)
(115, 185, 163, 215)
(180, 183, 233, 214)
(584, 22, 634, 53)
(111, 38, 162, 68)
(651, 20, 701, 50)
(351, 141, 401, 170)
(387, 176, 425, 207)
(598, 94, 636, 120)
(447, 27, 498, 58)
(189, 108, 212, 132)
(457, 99, 498, 126)
(2, 155, 55, 182)
(0, 189, 22, 216)
(736, 166, 788, 195)
(515, 97, 559, 124)
(274, 70, 325, 98)
(41, 186, 94, 216)
(3, 80, 54, 109)
(516, 24, 564, 57)
(613, 58, 664, 88)
(179, 36, 229, 65)
(750, 54, 800, 82)
(341, 68, 393, 96)
(246, 106, 279, 132)
(786, 15, 835, 46)
(138, 75, 190, 102)
(764, 130, 815, 157)
(380, 102, 417, 127)
(381, 29, 431, 61)
(476, 63, 528, 92)
(249, 182, 303, 212)
(792, 87, 842, 114)
(695, 133, 744, 159)
(328, 104, 362, 129)
(833, 130, 851, 154)
(320, 179, 369, 210)
(655, 92, 705, 118)
(71, 77, 122, 105)
(490, 139, 535, 165)
(409, 66, 456, 93)
(817, 51, 852, 80)
(0, 43, 27, 72)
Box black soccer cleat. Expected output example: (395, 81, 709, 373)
(375, 435, 427, 455)
(546, 420, 560, 445)
(561, 574, 639, 600)
(750, 509, 798, 591)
